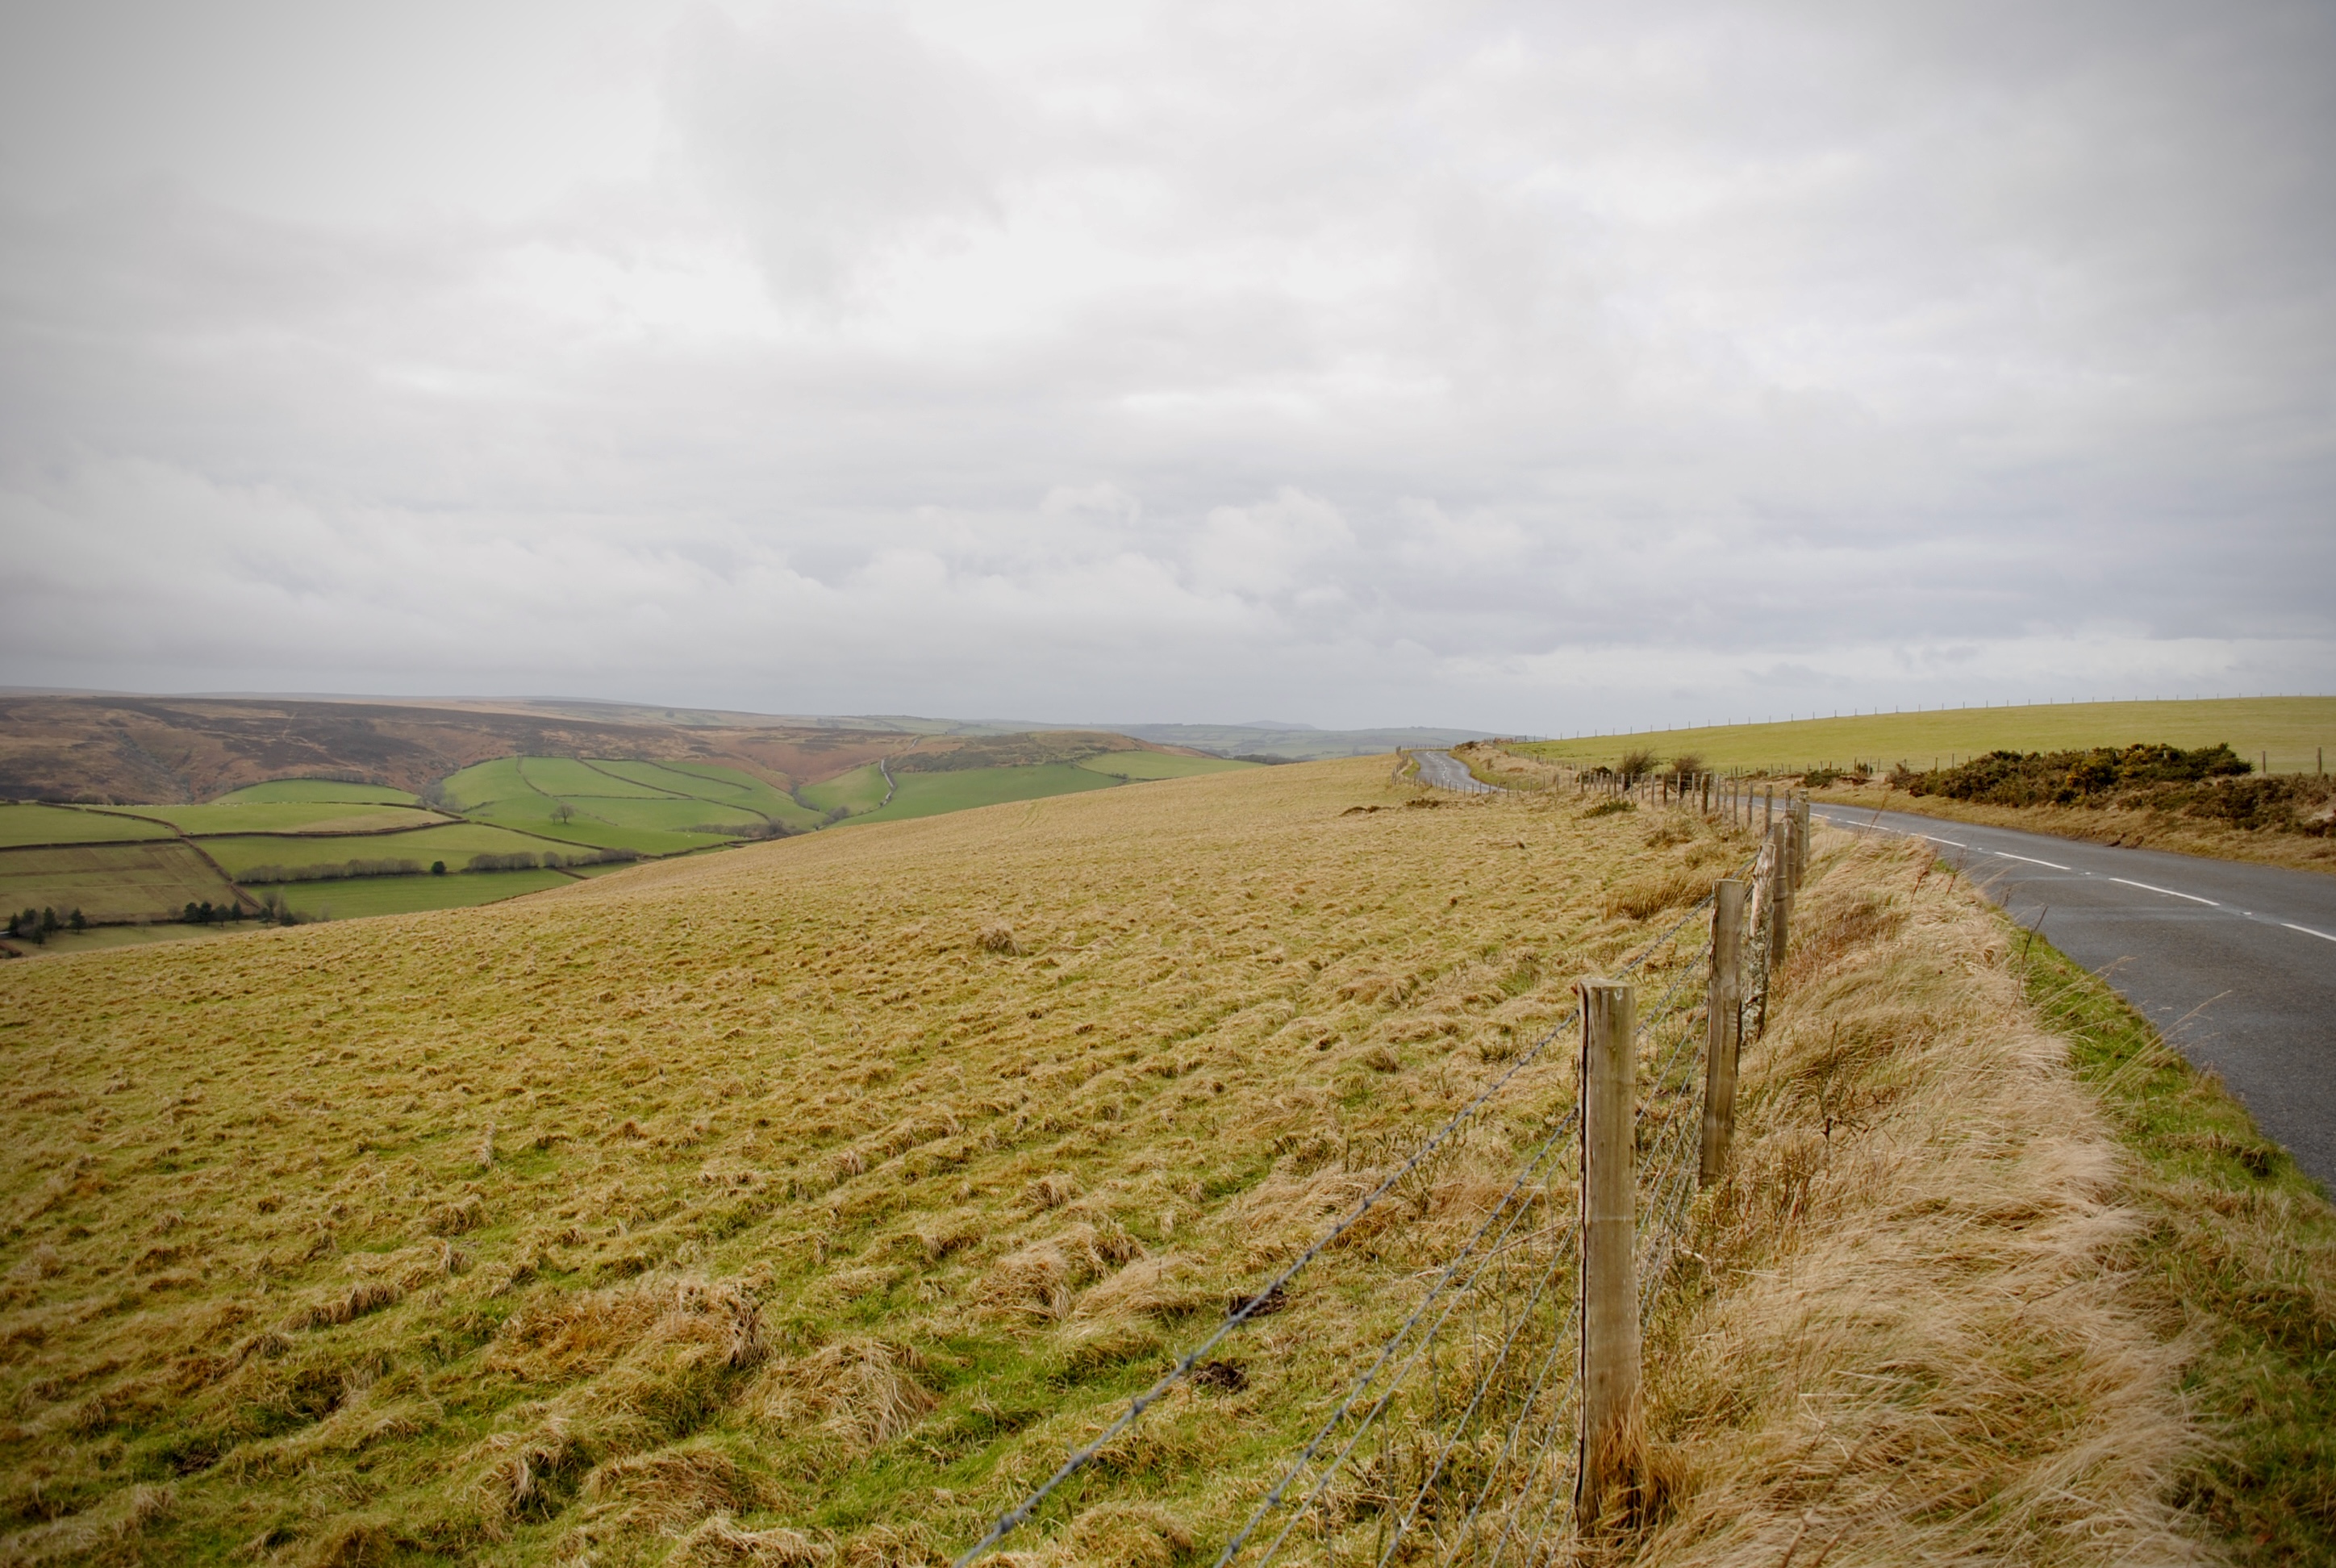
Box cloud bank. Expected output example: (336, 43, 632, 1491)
(1, 0, 2329, 728)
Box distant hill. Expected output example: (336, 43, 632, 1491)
(1101, 723, 1498, 760)
(0, 695, 1191, 803)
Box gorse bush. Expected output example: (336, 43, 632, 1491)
(1885, 743, 2334, 835)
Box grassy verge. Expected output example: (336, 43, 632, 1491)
(2021, 937, 2336, 1562)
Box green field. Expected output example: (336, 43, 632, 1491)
(277, 866, 577, 920)
(213, 778, 422, 806)
(0, 803, 173, 848)
(843, 761, 1121, 824)
(0, 841, 243, 924)
(1516, 697, 2336, 775)
(1074, 749, 1258, 781)
(440, 756, 816, 851)
(198, 822, 576, 880)
(104, 799, 450, 836)
(795, 762, 894, 818)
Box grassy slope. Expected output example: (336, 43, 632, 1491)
(0, 766, 2269, 1565)
(1073, 752, 1257, 782)
(795, 763, 891, 817)
(441, 758, 787, 853)
(277, 868, 581, 921)
(2021, 937, 2336, 1564)
(0, 806, 173, 849)
(198, 823, 572, 879)
(843, 762, 1120, 825)
(214, 782, 423, 807)
(1517, 696, 2336, 775)
(0, 761, 1733, 1564)
(101, 803, 450, 836)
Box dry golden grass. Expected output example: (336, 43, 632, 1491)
(1641, 831, 2201, 1566)
(0, 760, 2246, 1564)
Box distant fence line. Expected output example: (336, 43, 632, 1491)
(958, 786, 1816, 1565)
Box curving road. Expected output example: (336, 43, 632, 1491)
(1812, 803, 2336, 1188)
(1413, 750, 1500, 794)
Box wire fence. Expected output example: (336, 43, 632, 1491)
(957, 798, 1803, 1568)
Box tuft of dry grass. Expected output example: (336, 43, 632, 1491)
(1634, 829, 2205, 1565)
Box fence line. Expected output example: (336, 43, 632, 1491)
(958, 788, 1804, 1567)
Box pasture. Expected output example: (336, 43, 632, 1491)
(214, 780, 425, 807)
(102, 800, 451, 836)
(198, 823, 578, 882)
(440, 757, 816, 853)
(845, 761, 1119, 824)
(1517, 695, 2336, 776)
(0, 803, 173, 849)
(0, 840, 243, 924)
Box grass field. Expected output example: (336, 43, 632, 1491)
(1, 921, 244, 957)
(103, 800, 452, 836)
(1074, 750, 1258, 782)
(794, 761, 893, 819)
(0, 840, 242, 924)
(0, 761, 2255, 1564)
(1516, 696, 2336, 775)
(277, 867, 581, 921)
(0, 803, 174, 849)
(213, 781, 424, 807)
(440, 757, 817, 851)
(198, 822, 578, 881)
(842, 761, 1120, 824)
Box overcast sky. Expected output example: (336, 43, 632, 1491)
(0, 0, 2328, 731)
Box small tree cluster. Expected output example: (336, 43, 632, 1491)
(6, 907, 82, 943)
(181, 900, 248, 926)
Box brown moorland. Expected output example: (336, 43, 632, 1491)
(0, 695, 1184, 805)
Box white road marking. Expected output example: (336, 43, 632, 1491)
(1919, 835, 1968, 848)
(2284, 923, 2336, 945)
(1992, 850, 2071, 869)
(2112, 877, 2218, 907)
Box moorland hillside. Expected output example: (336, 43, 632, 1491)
(0, 757, 2237, 1565)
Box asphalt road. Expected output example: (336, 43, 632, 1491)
(1812, 803, 2336, 1188)
(1414, 750, 1500, 794)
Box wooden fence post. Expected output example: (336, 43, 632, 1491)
(1793, 795, 1810, 886)
(1700, 881, 1745, 1186)
(1578, 978, 1642, 1522)
(1768, 822, 1792, 964)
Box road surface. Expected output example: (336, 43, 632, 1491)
(1413, 750, 1500, 794)
(1812, 803, 2336, 1188)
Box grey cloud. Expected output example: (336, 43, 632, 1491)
(0, 0, 2329, 729)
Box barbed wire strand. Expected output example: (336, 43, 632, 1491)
(1220, 1106, 1582, 1568)
(953, 895, 1717, 1566)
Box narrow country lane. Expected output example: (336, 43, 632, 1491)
(1413, 749, 1500, 794)
(1813, 803, 2336, 1189)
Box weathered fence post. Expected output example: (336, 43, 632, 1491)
(1762, 786, 1773, 834)
(1794, 795, 1811, 886)
(1578, 978, 1642, 1522)
(1699, 881, 1746, 1186)
(1768, 821, 1792, 964)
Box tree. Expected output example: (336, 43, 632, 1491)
(68, 909, 86, 932)
(431, 860, 447, 875)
